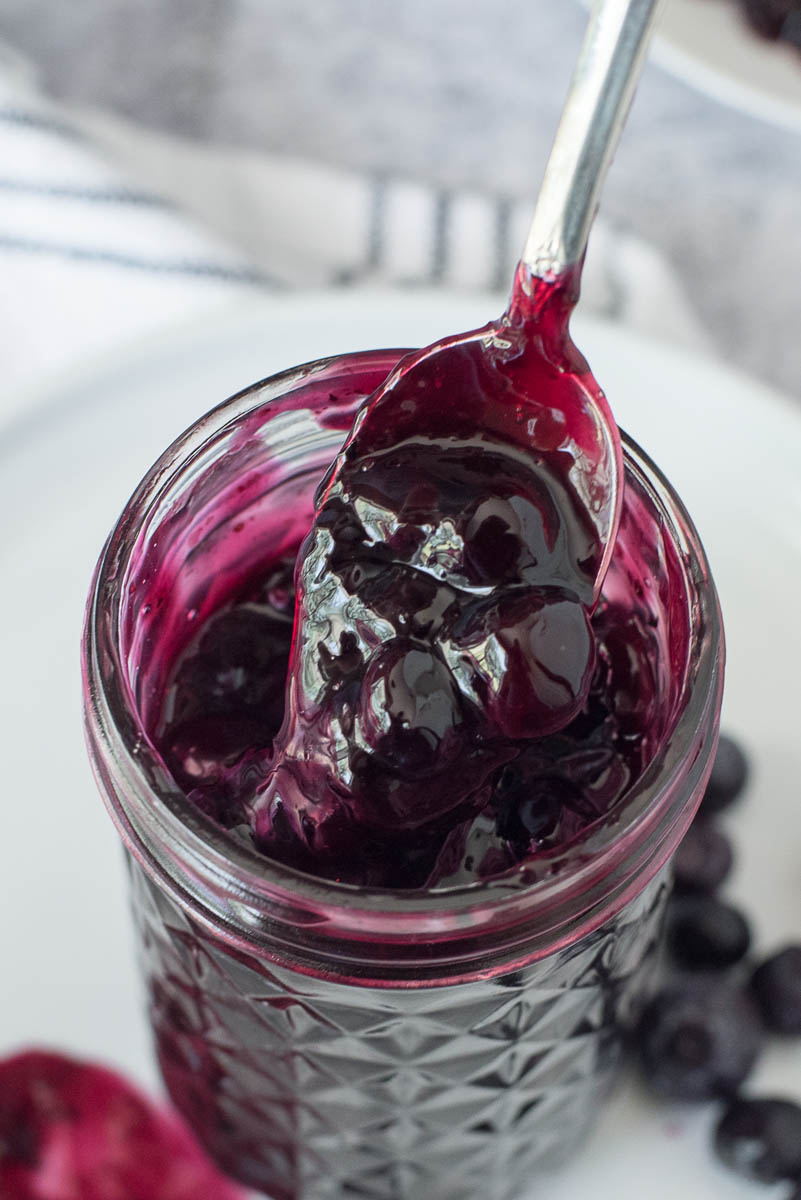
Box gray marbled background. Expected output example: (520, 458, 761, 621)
(2, 0, 799, 397)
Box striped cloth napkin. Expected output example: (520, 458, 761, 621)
(0, 40, 708, 429)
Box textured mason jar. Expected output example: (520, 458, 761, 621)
(83, 349, 724, 1200)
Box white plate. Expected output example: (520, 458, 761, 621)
(658, 0, 801, 132)
(2, 289, 800, 1199)
(579, 0, 801, 133)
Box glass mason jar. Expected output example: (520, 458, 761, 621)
(82, 348, 724, 1200)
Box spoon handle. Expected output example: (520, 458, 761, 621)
(522, 0, 664, 279)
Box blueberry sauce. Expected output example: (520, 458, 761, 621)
(244, 269, 618, 885)
(141, 269, 690, 890)
(0, 1049, 245, 1200)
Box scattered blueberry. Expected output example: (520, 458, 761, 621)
(672, 821, 733, 894)
(741, 0, 799, 41)
(700, 734, 749, 815)
(783, 11, 801, 49)
(668, 896, 752, 970)
(715, 1097, 801, 1184)
(637, 981, 762, 1101)
(751, 946, 801, 1035)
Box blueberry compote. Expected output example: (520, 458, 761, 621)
(149, 268, 681, 891)
(0, 1049, 245, 1200)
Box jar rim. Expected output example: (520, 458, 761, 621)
(82, 348, 724, 983)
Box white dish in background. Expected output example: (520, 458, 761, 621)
(579, 0, 801, 133)
(2, 289, 800, 1199)
(658, 0, 801, 131)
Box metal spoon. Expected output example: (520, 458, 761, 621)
(327, 0, 666, 606)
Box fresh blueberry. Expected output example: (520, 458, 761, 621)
(781, 10, 801, 49)
(672, 821, 733, 894)
(637, 980, 762, 1101)
(715, 1097, 801, 1184)
(751, 946, 801, 1034)
(668, 896, 751, 970)
(741, 0, 796, 40)
(700, 734, 749, 815)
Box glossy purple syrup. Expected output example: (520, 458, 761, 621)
(143, 269, 686, 890)
(244, 269, 617, 883)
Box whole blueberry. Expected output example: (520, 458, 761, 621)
(672, 821, 733, 894)
(741, 0, 796, 39)
(715, 1097, 801, 1184)
(782, 12, 801, 51)
(700, 734, 749, 815)
(668, 896, 751, 970)
(637, 981, 762, 1101)
(751, 946, 801, 1034)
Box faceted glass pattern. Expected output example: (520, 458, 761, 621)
(129, 860, 669, 1200)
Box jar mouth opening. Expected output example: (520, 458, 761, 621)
(83, 348, 724, 964)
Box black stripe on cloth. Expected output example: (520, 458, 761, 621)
(492, 196, 513, 291)
(430, 189, 451, 283)
(0, 178, 169, 206)
(603, 255, 627, 320)
(365, 173, 387, 269)
(0, 233, 282, 286)
(0, 107, 86, 142)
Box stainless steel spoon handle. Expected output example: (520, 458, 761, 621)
(522, 0, 664, 279)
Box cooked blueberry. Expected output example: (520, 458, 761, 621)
(452, 589, 595, 740)
(672, 821, 733, 894)
(494, 767, 564, 849)
(751, 946, 801, 1034)
(637, 981, 762, 1101)
(462, 503, 528, 585)
(700, 734, 749, 814)
(166, 712, 271, 781)
(668, 896, 751, 970)
(359, 640, 464, 776)
(715, 1097, 801, 1184)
